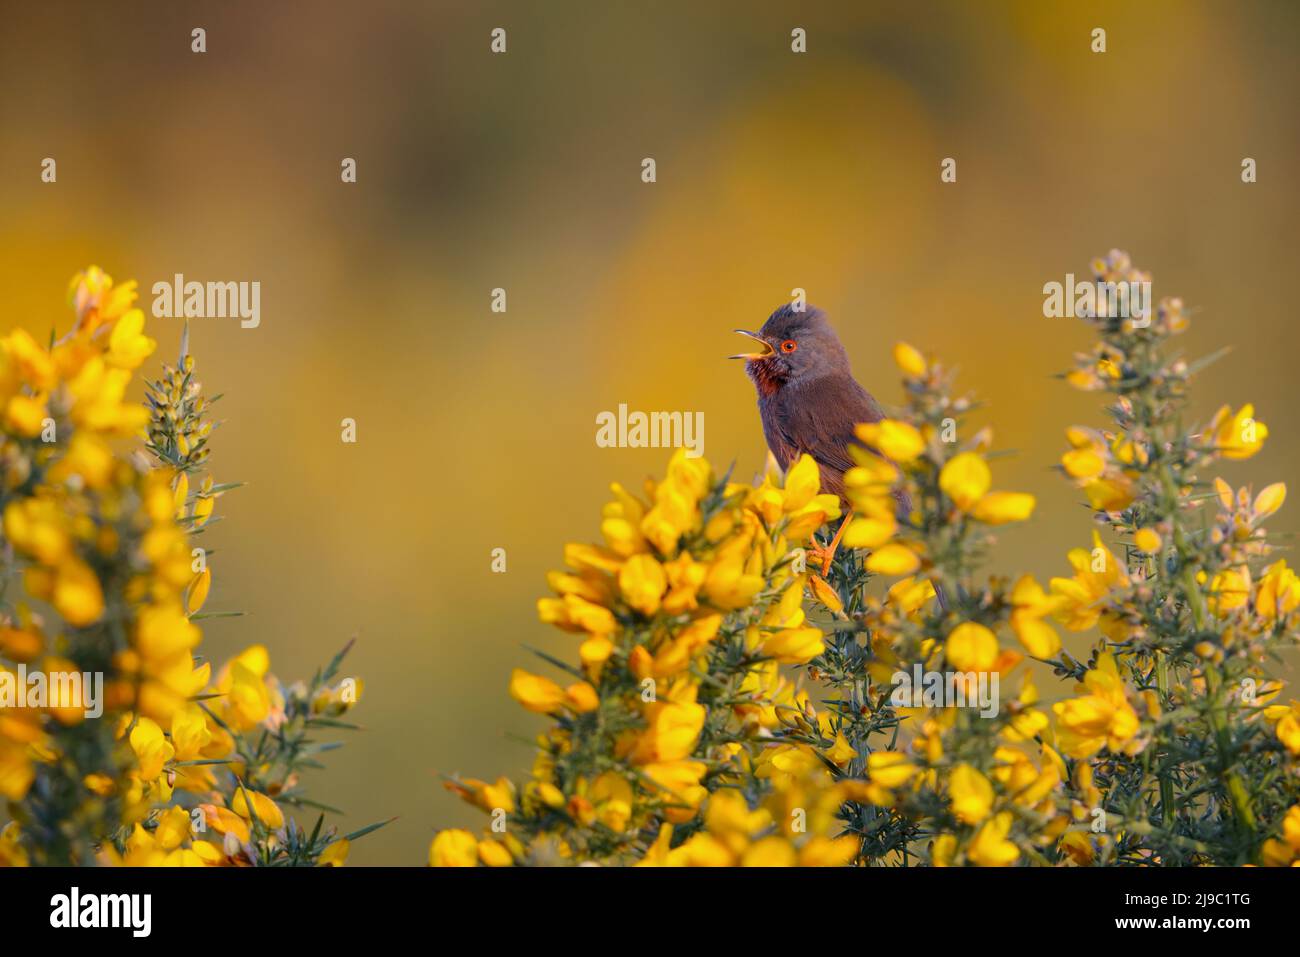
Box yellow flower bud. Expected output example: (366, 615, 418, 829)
(1254, 482, 1286, 518)
(429, 829, 478, 867)
(971, 491, 1035, 525)
(618, 553, 666, 616)
(867, 752, 916, 788)
(865, 543, 921, 576)
(945, 622, 998, 672)
(855, 420, 925, 464)
(939, 453, 991, 511)
(564, 681, 600, 713)
(509, 669, 567, 714)
(232, 789, 284, 829)
(1133, 528, 1162, 554)
(949, 764, 994, 824)
(892, 341, 927, 377)
(318, 839, 351, 867)
(760, 626, 825, 664)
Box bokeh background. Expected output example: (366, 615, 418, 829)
(2, 1, 1297, 864)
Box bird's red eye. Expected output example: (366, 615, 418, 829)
(781, 339, 798, 353)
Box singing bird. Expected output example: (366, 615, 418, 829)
(731, 303, 905, 575)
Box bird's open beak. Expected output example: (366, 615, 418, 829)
(728, 329, 774, 360)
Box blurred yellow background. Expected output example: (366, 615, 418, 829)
(2, 1, 1297, 863)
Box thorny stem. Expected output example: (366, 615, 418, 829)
(1154, 653, 1175, 823)
(1158, 465, 1257, 844)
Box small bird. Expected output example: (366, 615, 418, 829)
(730, 304, 906, 576)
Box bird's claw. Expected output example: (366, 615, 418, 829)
(807, 509, 855, 577)
(806, 540, 836, 577)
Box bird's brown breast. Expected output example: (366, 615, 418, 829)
(755, 372, 899, 511)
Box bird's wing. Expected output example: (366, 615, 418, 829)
(772, 375, 885, 476)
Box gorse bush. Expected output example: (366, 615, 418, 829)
(0, 269, 381, 866)
(2, 258, 1296, 869)
(434, 251, 1300, 867)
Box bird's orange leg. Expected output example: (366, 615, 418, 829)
(808, 508, 855, 576)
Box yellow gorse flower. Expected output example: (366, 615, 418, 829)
(945, 622, 999, 673)
(892, 341, 927, 378)
(1257, 560, 1300, 620)
(1208, 403, 1268, 460)
(939, 453, 990, 511)
(0, 269, 375, 866)
(949, 764, 994, 824)
(431, 251, 1300, 869)
(855, 419, 925, 464)
(1049, 531, 1130, 634)
(1051, 654, 1141, 759)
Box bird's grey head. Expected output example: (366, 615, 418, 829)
(730, 305, 851, 392)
